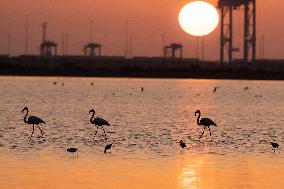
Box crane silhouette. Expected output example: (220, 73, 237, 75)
(195, 110, 217, 139)
(89, 109, 110, 141)
(22, 107, 46, 140)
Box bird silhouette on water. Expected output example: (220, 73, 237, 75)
(179, 140, 186, 149)
(67, 147, 78, 153)
(67, 148, 79, 156)
(89, 109, 110, 142)
(22, 107, 46, 140)
(104, 144, 112, 153)
(271, 142, 279, 152)
(195, 110, 217, 139)
(213, 87, 219, 93)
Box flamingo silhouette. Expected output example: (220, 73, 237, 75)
(195, 110, 217, 139)
(89, 109, 110, 141)
(22, 107, 46, 140)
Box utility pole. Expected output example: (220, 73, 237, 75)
(90, 20, 94, 43)
(201, 37, 205, 61)
(7, 33, 11, 56)
(65, 34, 69, 56)
(129, 34, 133, 58)
(25, 11, 30, 55)
(261, 36, 265, 60)
(196, 37, 199, 59)
(161, 34, 165, 57)
(124, 19, 129, 58)
(61, 32, 65, 55)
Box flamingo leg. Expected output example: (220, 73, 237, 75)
(30, 125, 35, 140)
(93, 127, 98, 141)
(37, 125, 44, 137)
(199, 126, 206, 139)
(102, 127, 108, 142)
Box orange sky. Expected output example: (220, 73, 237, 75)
(0, 0, 283, 60)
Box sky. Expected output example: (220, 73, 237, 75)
(0, 0, 284, 60)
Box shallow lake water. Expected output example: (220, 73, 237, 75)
(0, 77, 283, 188)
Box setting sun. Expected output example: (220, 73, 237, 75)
(178, 1, 219, 37)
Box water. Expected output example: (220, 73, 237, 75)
(0, 76, 283, 188)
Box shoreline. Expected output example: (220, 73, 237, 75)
(1, 55, 284, 80)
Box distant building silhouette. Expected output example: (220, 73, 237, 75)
(40, 22, 58, 57)
(163, 43, 183, 59)
(84, 42, 102, 57)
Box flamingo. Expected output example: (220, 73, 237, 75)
(104, 144, 112, 153)
(89, 109, 110, 141)
(195, 110, 217, 139)
(22, 107, 46, 140)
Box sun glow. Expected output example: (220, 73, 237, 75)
(178, 1, 219, 36)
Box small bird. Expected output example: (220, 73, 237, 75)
(195, 110, 217, 139)
(67, 147, 78, 153)
(53, 82, 57, 85)
(141, 87, 144, 92)
(104, 144, 112, 153)
(89, 109, 110, 141)
(67, 148, 79, 156)
(271, 142, 279, 152)
(213, 87, 219, 93)
(91, 82, 94, 86)
(179, 140, 186, 149)
(22, 107, 46, 140)
(244, 87, 249, 90)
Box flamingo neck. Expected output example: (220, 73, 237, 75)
(23, 110, 29, 123)
(90, 112, 95, 123)
(196, 112, 201, 125)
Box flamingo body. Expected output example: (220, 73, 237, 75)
(93, 117, 110, 126)
(27, 116, 46, 125)
(199, 118, 217, 127)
